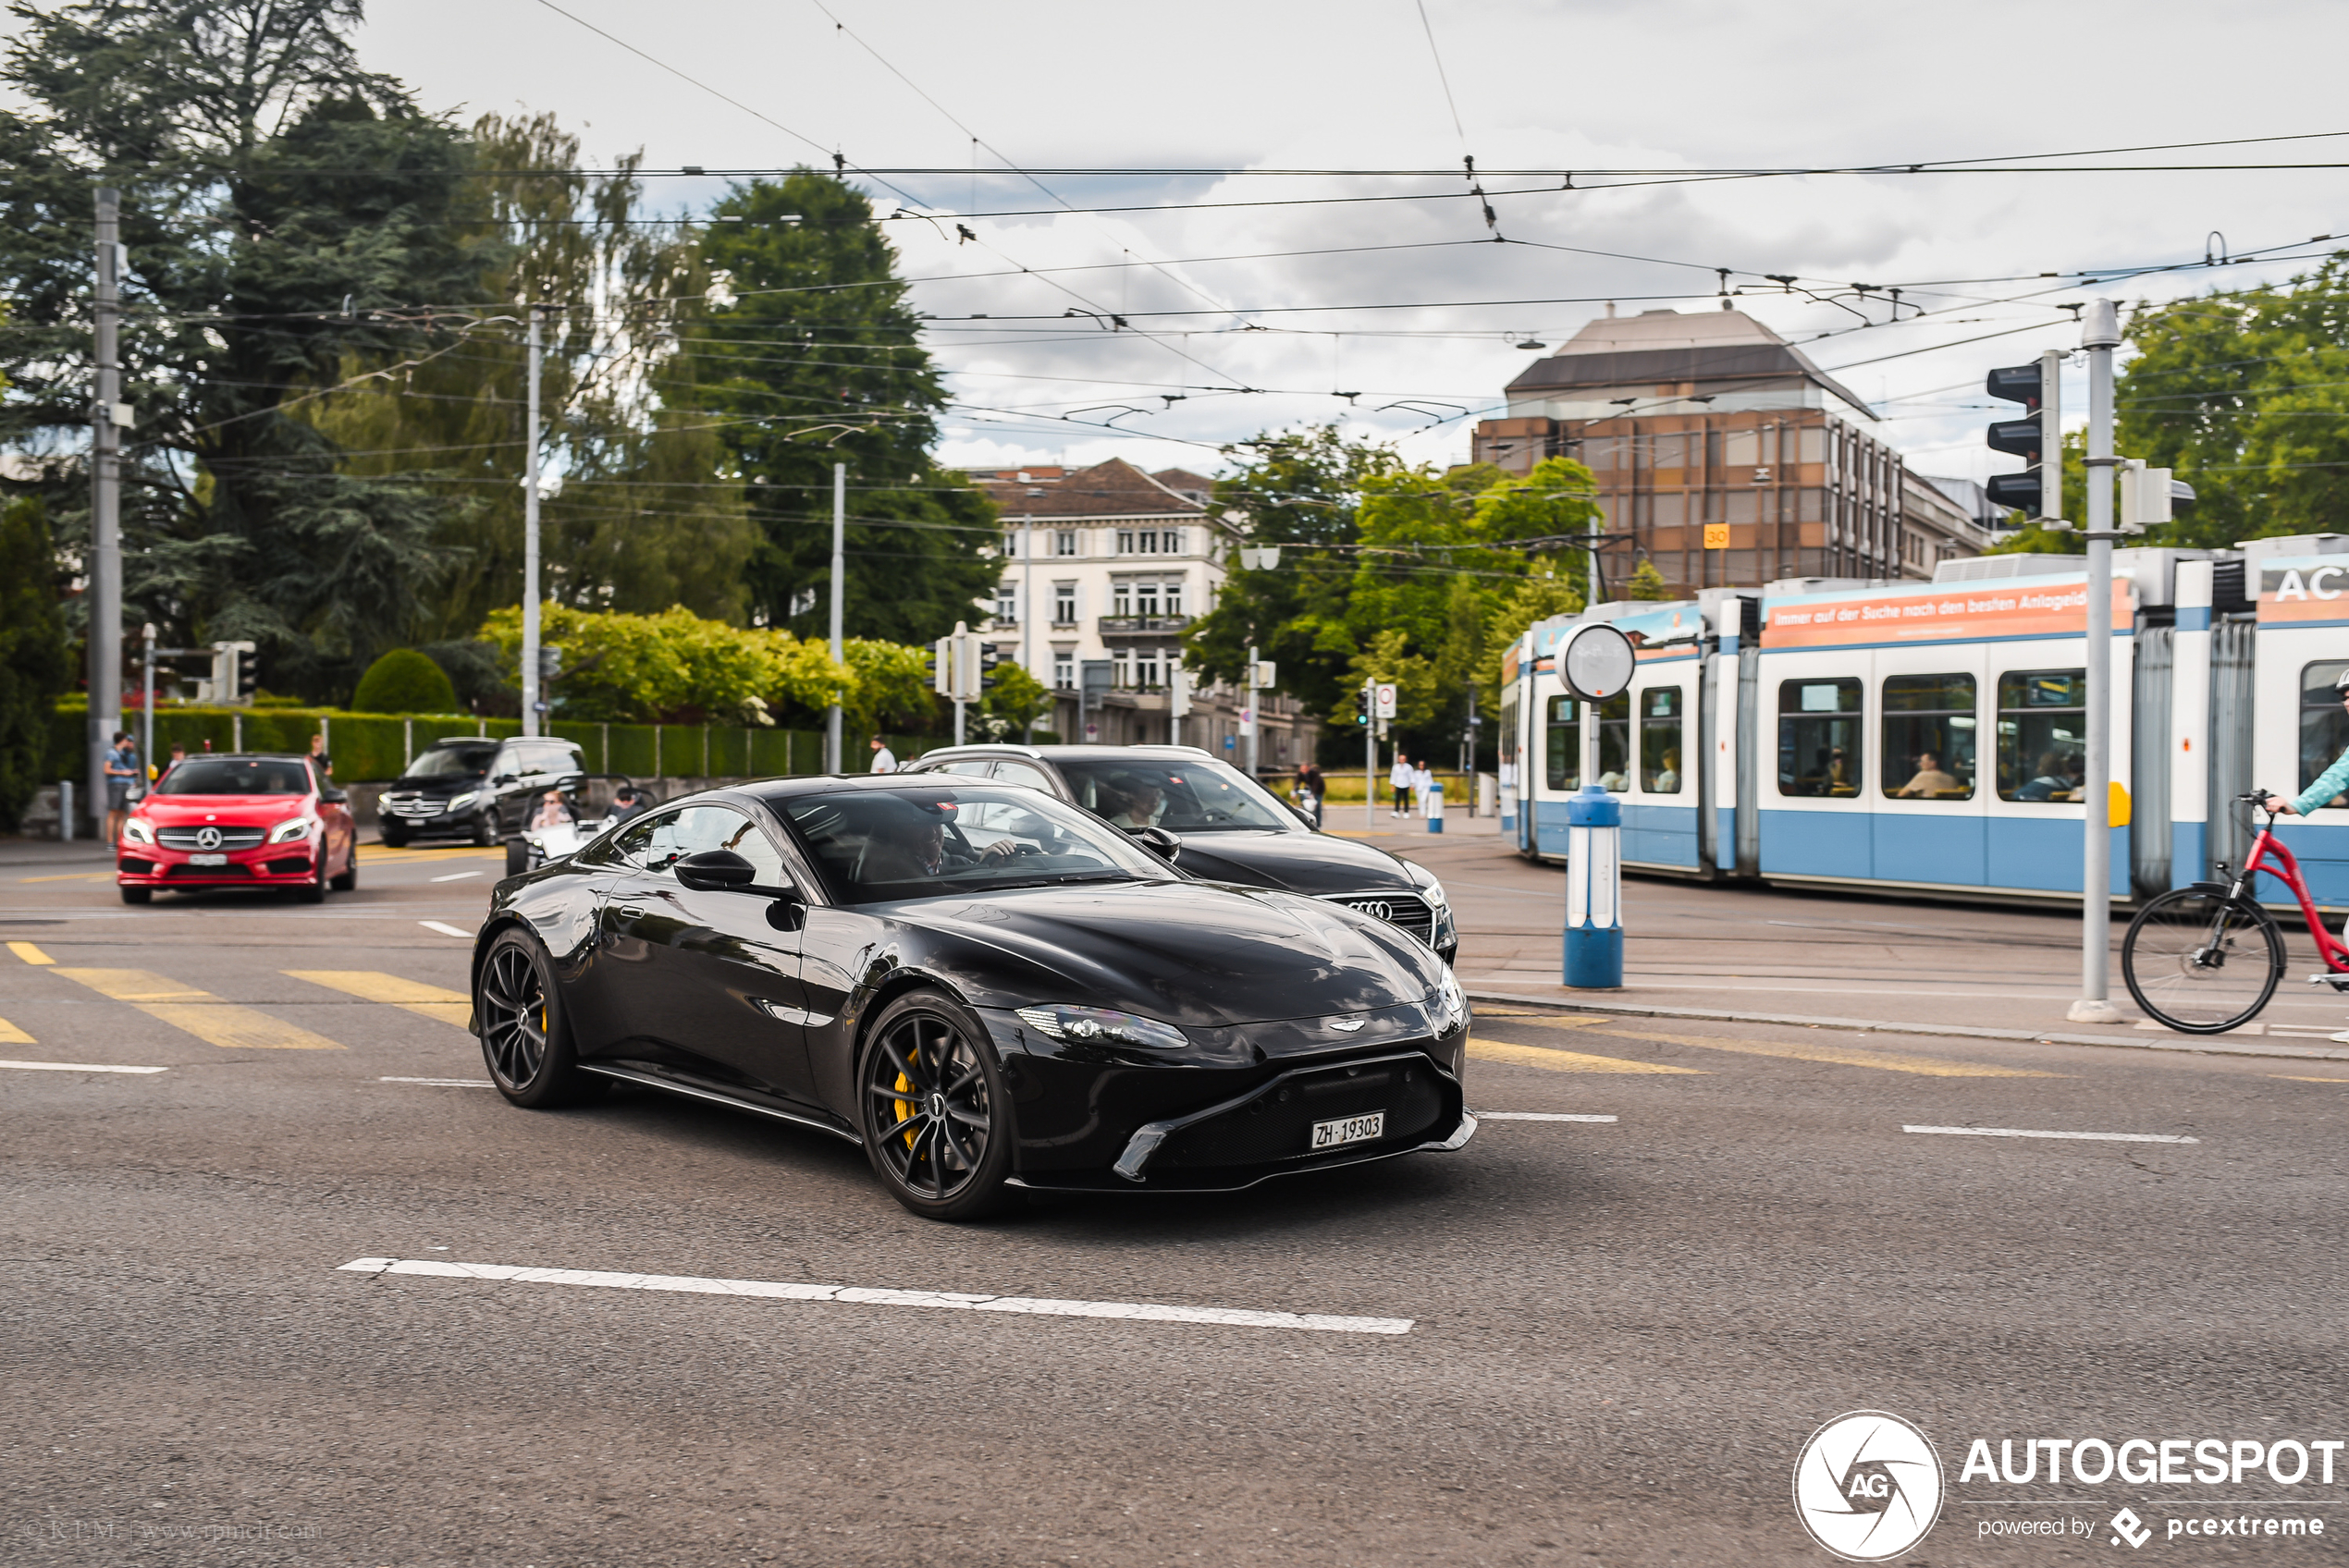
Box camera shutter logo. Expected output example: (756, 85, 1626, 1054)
(1791, 1411, 1944, 1561)
(194, 826, 223, 851)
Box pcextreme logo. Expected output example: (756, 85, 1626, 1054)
(1792, 1411, 1946, 1562)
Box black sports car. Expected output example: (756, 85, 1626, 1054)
(899, 744, 1459, 966)
(471, 776, 1475, 1220)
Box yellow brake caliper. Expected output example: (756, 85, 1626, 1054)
(894, 1042, 919, 1154)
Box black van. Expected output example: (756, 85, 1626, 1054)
(375, 737, 587, 847)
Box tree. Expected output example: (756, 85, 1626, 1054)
(0, 496, 68, 828)
(978, 662, 1052, 740)
(351, 648, 458, 714)
(1626, 559, 1673, 600)
(477, 602, 844, 725)
(695, 173, 1000, 643)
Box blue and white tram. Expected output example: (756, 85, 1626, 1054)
(1500, 539, 2349, 908)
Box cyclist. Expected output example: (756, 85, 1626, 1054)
(2260, 670, 2349, 819)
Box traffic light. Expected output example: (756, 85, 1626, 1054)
(235, 646, 258, 704)
(978, 642, 1002, 692)
(1353, 687, 1370, 727)
(929, 636, 950, 696)
(537, 643, 564, 683)
(1986, 353, 2061, 522)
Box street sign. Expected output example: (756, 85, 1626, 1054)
(1557, 622, 1636, 703)
(1373, 682, 1397, 719)
(1703, 522, 1729, 550)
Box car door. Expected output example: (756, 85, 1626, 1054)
(605, 802, 818, 1101)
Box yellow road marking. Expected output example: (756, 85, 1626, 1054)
(1476, 1009, 1610, 1024)
(0, 1017, 32, 1045)
(1593, 1024, 2057, 1078)
(285, 970, 471, 1028)
(1469, 1038, 1707, 1074)
(7, 941, 55, 965)
(18, 871, 114, 883)
(2269, 1075, 2349, 1083)
(53, 969, 341, 1051)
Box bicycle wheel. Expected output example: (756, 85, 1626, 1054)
(2121, 888, 2285, 1034)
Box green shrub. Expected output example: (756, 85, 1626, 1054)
(351, 649, 459, 715)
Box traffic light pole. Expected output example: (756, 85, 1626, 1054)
(1364, 679, 1375, 833)
(2070, 299, 2123, 1024)
(1244, 643, 1259, 778)
(521, 305, 544, 739)
(826, 462, 845, 773)
(88, 186, 122, 837)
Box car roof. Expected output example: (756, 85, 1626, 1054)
(165, 753, 312, 764)
(913, 744, 1219, 764)
(737, 773, 1080, 803)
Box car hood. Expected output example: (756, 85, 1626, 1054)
(387, 775, 489, 796)
(896, 877, 1439, 1028)
(141, 795, 314, 822)
(1162, 829, 1420, 897)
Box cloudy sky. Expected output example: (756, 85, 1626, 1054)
(126, 4, 2349, 480)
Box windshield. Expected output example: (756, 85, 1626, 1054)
(780, 786, 1174, 904)
(1055, 757, 1299, 833)
(403, 746, 496, 780)
(154, 758, 313, 797)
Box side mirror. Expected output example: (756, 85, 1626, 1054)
(1124, 825, 1181, 860)
(319, 788, 348, 804)
(674, 848, 757, 891)
(493, 772, 518, 786)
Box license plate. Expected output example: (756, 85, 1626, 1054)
(1310, 1111, 1385, 1150)
(188, 852, 227, 866)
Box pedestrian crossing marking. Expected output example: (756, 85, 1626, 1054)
(7, 941, 55, 965)
(1588, 1025, 2059, 1078)
(2269, 1075, 2349, 1083)
(285, 970, 471, 1028)
(1468, 1039, 1707, 1075)
(52, 968, 342, 1051)
(0, 1016, 32, 1045)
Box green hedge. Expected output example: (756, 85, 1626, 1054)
(55, 704, 932, 784)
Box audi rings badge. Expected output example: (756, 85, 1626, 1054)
(1345, 899, 1395, 922)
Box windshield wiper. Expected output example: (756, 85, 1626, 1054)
(978, 871, 1142, 890)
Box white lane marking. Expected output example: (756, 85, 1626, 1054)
(381, 1076, 494, 1088)
(0, 1059, 167, 1074)
(418, 921, 473, 938)
(429, 871, 482, 883)
(1903, 1124, 2199, 1145)
(338, 1257, 1413, 1336)
(1476, 1111, 1617, 1122)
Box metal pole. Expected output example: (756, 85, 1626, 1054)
(521, 305, 544, 739)
(2070, 298, 2122, 1024)
(140, 622, 154, 784)
(1364, 679, 1375, 833)
(1022, 517, 1035, 743)
(826, 461, 845, 772)
(1245, 643, 1259, 778)
(88, 187, 122, 839)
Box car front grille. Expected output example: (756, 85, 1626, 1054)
(265, 856, 313, 876)
(1319, 889, 1435, 946)
(383, 796, 446, 816)
(157, 826, 264, 851)
(1154, 1057, 1446, 1170)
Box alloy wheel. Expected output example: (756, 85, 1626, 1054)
(479, 943, 550, 1088)
(864, 1011, 994, 1201)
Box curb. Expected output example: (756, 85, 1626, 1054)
(1461, 989, 2349, 1064)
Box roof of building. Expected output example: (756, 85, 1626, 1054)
(1504, 307, 1877, 419)
(972, 457, 1206, 520)
(1149, 468, 1217, 504)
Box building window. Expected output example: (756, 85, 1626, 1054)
(1163, 578, 1184, 617)
(1116, 530, 1134, 555)
(1052, 653, 1073, 690)
(1881, 675, 1976, 800)
(1777, 678, 1862, 797)
(995, 582, 1017, 623)
(1162, 528, 1184, 556)
(1054, 530, 1077, 557)
(1111, 650, 1131, 689)
(1002, 532, 1020, 557)
(1134, 581, 1160, 617)
(1138, 649, 1162, 689)
(1052, 583, 1076, 625)
(1996, 670, 2086, 802)
(1112, 582, 1132, 617)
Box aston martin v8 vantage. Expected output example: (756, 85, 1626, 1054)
(471, 776, 1474, 1219)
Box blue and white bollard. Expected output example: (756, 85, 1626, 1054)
(1564, 783, 1622, 988)
(1425, 780, 1444, 833)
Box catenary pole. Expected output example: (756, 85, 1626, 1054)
(88, 187, 122, 836)
(520, 305, 544, 738)
(1022, 518, 1035, 743)
(2070, 299, 2123, 1024)
(826, 462, 845, 772)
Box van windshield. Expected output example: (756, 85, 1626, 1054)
(404, 746, 497, 780)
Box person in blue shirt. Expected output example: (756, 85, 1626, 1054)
(2264, 670, 2349, 819)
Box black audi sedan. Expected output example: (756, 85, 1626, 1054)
(471, 776, 1474, 1220)
(900, 744, 1457, 966)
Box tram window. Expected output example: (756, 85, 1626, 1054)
(1595, 693, 1632, 791)
(1880, 675, 1976, 800)
(1640, 688, 1683, 793)
(1544, 696, 1580, 791)
(2301, 662, 2349, 807)
(1996, 670, 2087, 802)
(1777, 679, 1861, 798)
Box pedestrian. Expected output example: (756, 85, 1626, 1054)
(1299, 763, 1326, 828)
(1388, 751, 1413, 817)
(160, 741, 186, 781)
(308, 731, 332, 780)
(104, 731, 141, 843)
(869, 735, 898, 774)
(1411, 758, 1433, 815)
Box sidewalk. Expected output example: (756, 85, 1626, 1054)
(1388, 831, 2349, 1063)
(0, 836, 117, 871)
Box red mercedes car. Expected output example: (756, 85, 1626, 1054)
(117, 753, 358, 905)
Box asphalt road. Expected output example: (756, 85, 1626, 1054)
(3, 838, 2345, 1566)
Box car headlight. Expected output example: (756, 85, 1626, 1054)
(1015, 1005, 1190, 1050)
(1429, 971, 1467, 1029)
(446, 791, 480, 812)
(120, 817, 154, 846)
(1407, 861, 1447, 909)
(267, 815, 318, 844)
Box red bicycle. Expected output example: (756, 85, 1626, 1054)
(2121, 790, 2349, 1033)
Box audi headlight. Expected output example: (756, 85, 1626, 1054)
(120, 817, 154, 846)
(1429, 971, 1467, 1029)
(1407, 861, 1447, 909)
(266, 815, 318, 844)
(1015, 1005, 1190, 1050)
